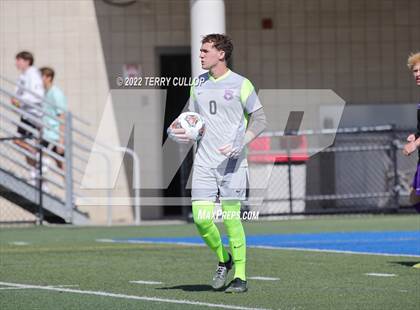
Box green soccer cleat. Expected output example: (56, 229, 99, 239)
(224, 277, 248, 293)
(211, 253, 233, 290)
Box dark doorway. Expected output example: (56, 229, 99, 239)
(159, 50, 193, 218)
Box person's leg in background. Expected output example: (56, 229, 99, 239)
(410, 168, 420, 268)
(410, 164, 420, 213)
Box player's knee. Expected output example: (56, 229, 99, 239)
(193, 212, 213, 230)
(194, 219, 214, 234)
(192, 201, 214, 230)
(223, 216, 243, 232)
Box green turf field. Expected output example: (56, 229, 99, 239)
(0, 215, 419, 310)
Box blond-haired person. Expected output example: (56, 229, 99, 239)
(402, 52, 420, 269)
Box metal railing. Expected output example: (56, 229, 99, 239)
(0, 74, 128, 225)
(247, 125, 417, 216)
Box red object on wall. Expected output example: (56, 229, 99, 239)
(248, 136, 309, 163)
(262, 18, 273, 29)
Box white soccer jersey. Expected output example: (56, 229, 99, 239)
(188, 70, 262, 168)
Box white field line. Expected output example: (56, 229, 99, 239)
(0, 281, 270, 310)
(8, 242, 29, 246)
(251, 245, 420, 258)
(129, 280, 163, 285)
(96, 238, 204, 247)
(0, 284, 78, 290)
(96, 238, 420, 258)
(248, 277, 280, 281)
(0, 287, 32, 290)
(364, 273, 396, 277)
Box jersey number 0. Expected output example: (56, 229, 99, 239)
(209, 100, 217, 115)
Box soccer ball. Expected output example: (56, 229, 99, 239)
(177, 112, 205, 141)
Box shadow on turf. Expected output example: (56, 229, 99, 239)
(389, 261, 420, 268)
(156, 284, 214, 292)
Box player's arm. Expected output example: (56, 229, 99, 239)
(219, 108, 267, 158)
(219, 78, 266, 158)
(410, 109, 420, 139)
(404, 109, 420, 155)
(243, 108, 267, 145)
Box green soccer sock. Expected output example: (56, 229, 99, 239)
(222, 200, 246, 281)
(192, 201, 229, 263)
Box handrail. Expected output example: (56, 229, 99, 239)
(0, 95, 45, 128)
(0, 74, 91, 126)
(0, 137, 38, 161)
(0, 139, 66, 179)
(72, 152, 90, 164)
(0, 127, 65, 165)
(0, 113, 66, 152)
(0, 87, 65, 125)
(72, 141, 94, 153)
(0, 115, 41, 139)
(0, 148, 35, 172)
(260, 125, 395, 137)
(0, 74, 134, 225)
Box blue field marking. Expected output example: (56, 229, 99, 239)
(109, 231, 420, 257)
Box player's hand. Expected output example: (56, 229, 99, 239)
(218, 144, 242, 158)
(403, 141, 417, 156)
(11, 98, 20, 108)
(167, 119, 192, 144)
(407, 134, 416, 142)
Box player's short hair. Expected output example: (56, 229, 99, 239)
(407, 52, 420, 70)
(202, 34, 233, 61)
(16, 51, 34, 66)
(40, 67, 55, 81)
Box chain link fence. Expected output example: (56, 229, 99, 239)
(248, 126, 418, 216)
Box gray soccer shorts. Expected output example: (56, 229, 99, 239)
(191, 162, 248, 202)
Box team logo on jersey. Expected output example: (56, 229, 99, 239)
(224, 89, 234, 100)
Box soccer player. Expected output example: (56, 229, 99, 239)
(168, 34, 267, 292)
(12, 51, 45, 181)
(402, 52, 420, 268)
(40, 67, 67, 170)
(403, 52, 420, 204)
